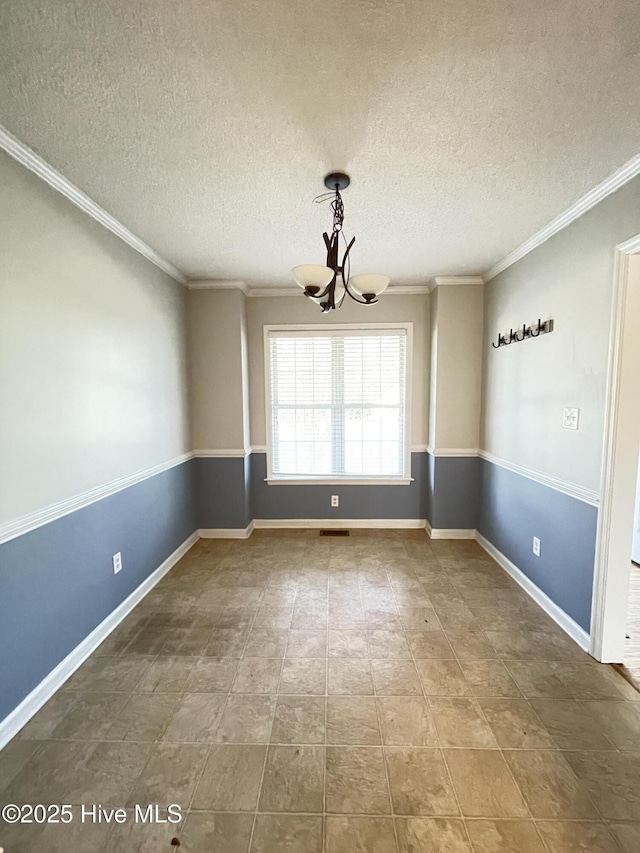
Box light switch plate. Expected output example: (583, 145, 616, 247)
(563, 407, 579, 429)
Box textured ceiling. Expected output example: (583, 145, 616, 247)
(1, 0, 639, 286)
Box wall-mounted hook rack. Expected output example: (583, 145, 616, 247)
(492, 318, 553, 349)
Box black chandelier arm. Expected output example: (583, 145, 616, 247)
(342, 279, 379, 305)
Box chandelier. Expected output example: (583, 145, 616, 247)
(292, 172, 390, 312)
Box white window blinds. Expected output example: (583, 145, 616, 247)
(267, 328, 409, 479)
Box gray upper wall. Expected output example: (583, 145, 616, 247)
(481, 175, 640, 493)
(0, 150, 190, 527)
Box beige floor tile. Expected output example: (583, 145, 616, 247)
(328, 659, 374, 694)
(286, 630, 327, 658)
(416, 659, 471, 696)
(232, 658, 283, 693)
(478, 698, 556, 748)
(127, 742, 208, 807)
(204, 628, 250, 657)
(105, 692, 176, 741)
(395, 818, 471, 852)
(371, 660, 423, 695)
(563, 750, 640, 820)
(244, 628, 289, 658)
(34, 819, 112, 853)
(135, 656, 198, 692)
(397, 607, 442, 631)
(63, 741, 152, 805)
(101, 811, 179, 852)
(162, 693, 225, 742)
(182, 657, 238, 692)
(258, 745, 324, 813)
(483, 630, 540, 660)
(430, 698, 498, 747)
(50, 691, 129, 740)
(192, 744, 266, 810)
(527, 699, 615, 749)
(326, 746, 391, 814)
(377, 696, 438, 746)
(367, 629, 412, 658)
(405, 630, 455, 659)
(608, 821, 640, 853)
(326, 816, 397, 853)
(536, 820, 621, 852)
(271, 696, 325, 743)
(16, 692, 79, 738)
(583, 700, 640, 750)
(181, 812, 254, 853)
(459, 661, 521, 697)
(444, 749, 528, 817)
(328, 629, 368, 657)
(160, 626, 212, 656)
(0, 738, 41, 793)
(444, 629, 499, 659)
(215, 695, 276, 743)
(465, 819, 546, 852)
(504, 750, 599, 819)
(385, 748, 459, 815)
(251, 814, 323, 853)
(279, 659, 326, 694)
(327, 697, 381, 744)
(549, 662, 632, 699)
(505, 661, 573, 699)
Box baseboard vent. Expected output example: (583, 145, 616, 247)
(320, 529, 350, 536)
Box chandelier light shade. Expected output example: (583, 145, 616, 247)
(292, 172, 390, 312)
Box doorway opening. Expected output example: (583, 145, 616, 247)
(591, 242, 640, 670)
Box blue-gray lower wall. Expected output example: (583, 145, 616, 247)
(477, 457, 597, 632)
(194, 456, 251, 529)
(249, 452, 428, 519)
(427, 454, 480, 530)
(0, 461, 196, 722)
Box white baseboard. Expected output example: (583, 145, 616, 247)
(198, 522, 254, 539)
(475, 532, 590, 652)
(252, 518, 427, 529)
(0, 531, 198, 750)
(425, 521, 476, 539)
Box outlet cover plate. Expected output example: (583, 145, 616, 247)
(563, 407, 579, 429)
(113, 552, 122, 574)
(533, 537, 541, 557)
(331, 495, 339, 507)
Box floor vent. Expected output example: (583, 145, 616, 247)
(320, 529, 350, 536)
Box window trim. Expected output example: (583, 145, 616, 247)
(263, 323, 413, 485)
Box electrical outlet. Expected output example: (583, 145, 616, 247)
(331, 495, 339, 507)
(563, 407, 579, 429)
(113, 552, 122, 574)
(532, 537, 541, 557)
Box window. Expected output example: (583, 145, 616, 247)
(265, 324, 412, 483)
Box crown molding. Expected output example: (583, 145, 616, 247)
(247, 284, 430, 298)
(0, 124, 188, 286)
(248, 287, 298, 297)
(430, 276, 484, 292)
(484, 151, 640, 282)
(187, 279, 249, 294)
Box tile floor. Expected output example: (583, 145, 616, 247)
(1, 529, 640, 852)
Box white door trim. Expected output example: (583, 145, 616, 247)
(590, 239, 640, 662)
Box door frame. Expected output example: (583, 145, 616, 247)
(590, 234, 640, 661)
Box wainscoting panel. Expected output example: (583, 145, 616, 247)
(0, 461, 196, 722)
(477, 457, 598, 632)
(249, 452, 428, 519)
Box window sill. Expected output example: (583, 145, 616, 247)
(265, 477, 414, 486)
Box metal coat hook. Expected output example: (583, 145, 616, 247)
(491, 318, 553, 348)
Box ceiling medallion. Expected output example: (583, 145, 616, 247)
(292, 172, 390, 312)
